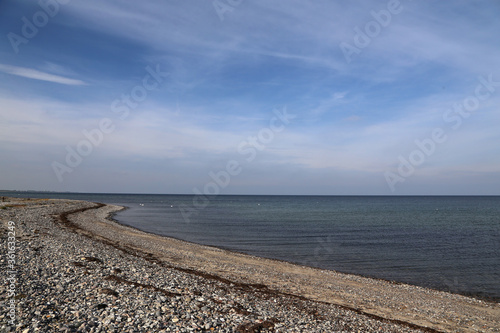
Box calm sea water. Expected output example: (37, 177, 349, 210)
(5, 192, 499, 301)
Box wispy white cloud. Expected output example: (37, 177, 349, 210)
(0, 64, 86, 86)
(309, 91, 349, 116)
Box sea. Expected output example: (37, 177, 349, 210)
(4, 192, 499, 301)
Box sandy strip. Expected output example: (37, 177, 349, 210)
(62, 201, 500, 333)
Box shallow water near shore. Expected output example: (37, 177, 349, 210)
(4, 192, 499, 301)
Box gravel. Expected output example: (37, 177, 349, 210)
(1, 197, 498, 332)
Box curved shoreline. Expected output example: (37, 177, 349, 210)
(111, 203, 497, 304)
(62, 203, 436, 332)
(68, 201, 499, 332)
(2, 197, 499, 332)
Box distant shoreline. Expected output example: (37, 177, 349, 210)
(2, 190, 500, 196)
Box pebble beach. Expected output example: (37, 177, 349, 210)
(1, 197, 499, 332)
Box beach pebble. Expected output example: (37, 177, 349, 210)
(1, 197, 495, 332)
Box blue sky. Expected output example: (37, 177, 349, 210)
(1, 0, 499, 195)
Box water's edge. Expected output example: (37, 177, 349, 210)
(4, 192, 499, 301)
